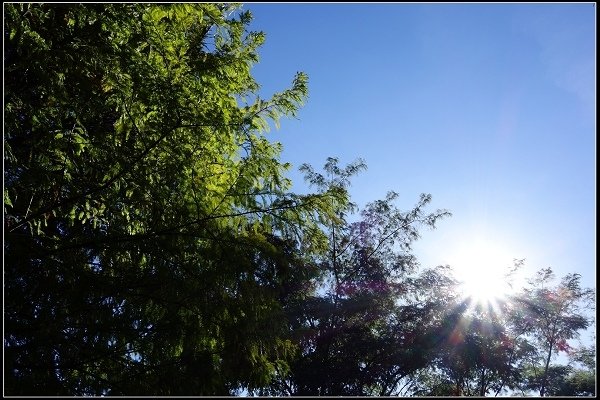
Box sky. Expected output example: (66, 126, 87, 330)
(242, 2, 596, 334)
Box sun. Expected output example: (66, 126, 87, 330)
(447, 237, 517, 305)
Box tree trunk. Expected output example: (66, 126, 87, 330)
(540, 341, 554, 397)
(479, 367, 486, 396)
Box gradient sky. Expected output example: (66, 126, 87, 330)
(243, 3, 595, 323)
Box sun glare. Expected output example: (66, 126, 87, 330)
(448, 238, 517, 305)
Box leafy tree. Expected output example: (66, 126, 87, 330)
(8, 4, 594, 397)
(4, 3, 335, 395)
(523, 343, 596, 397)
(256, 158, 456, 396)
(423, 301, 536, 397)
(426, 266, 596, 398)
(508, 268, 595, 396)
(522, 364, 595, 397)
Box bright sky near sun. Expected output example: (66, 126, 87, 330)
(244, 3, 595, 319)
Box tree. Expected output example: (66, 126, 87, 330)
(256, 158, 456, 396)
(4, 3, 333, 395)
(522, 364, 595, 397)
(521, 343, 596, 397)
(508, 268, 595, 397)
(423, 301, 536, 397)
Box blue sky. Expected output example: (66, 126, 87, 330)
(243, 3, 595, 316)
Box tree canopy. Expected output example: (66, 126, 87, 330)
(3, 3, 595, 397)
(5, 3, 329, 395)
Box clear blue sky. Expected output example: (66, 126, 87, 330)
(244, 3, 595, 315)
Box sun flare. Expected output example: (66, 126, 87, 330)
(447, 238, 517, 305)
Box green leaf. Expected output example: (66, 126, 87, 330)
(4, 3, 316, 395)
(4, 190, 13, 208)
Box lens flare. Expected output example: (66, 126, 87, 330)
(448, 238, 517, 306)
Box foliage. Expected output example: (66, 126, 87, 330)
(423, 301, 535, 396)
(4, 3, 329, 395)
(508, 268, 595, 396)
(393, 266, 595, 398)
(521, 343, 596, 396)
(4, 3, 595, 397)
(255, 158, 456, 396)
(521, 363, 595, 397)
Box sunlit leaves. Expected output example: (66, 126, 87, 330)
(4, 3, 312, 395)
